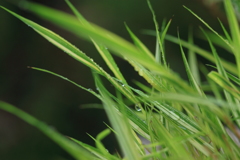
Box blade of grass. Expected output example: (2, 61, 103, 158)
(201, 27, 240, 127)
(29, 67, 151, 140)
(208, 71, 240, 99)
(187, 26, 201, 85)
(14, 2, 197, 96)
(94, 73, 141, 160)
(142, 30, 238, 75)
(183, 5, 233, 51)
(0, 7, 102, 74)
(147, 0, 167, 66)
(69, 136, 119, 160)
(223, 0, 240, 78)
(124, 23, 155, 61)
(0, 101, 97, 160)
(65, 0, 128, 85)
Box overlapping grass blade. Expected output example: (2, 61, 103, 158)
(2, 5, 143, 106)
(0, 101, 97, 160)
(201, 27, 240, 126)
(196, 30, 232, 52)
(178, 31, 203, 95)
(183, 5, 233, 51)
(147, 0, 167, 66)
(19, 1, 157, 71)
(208, 71, 240, 99)
(0, 7, 102, 74)
(223, 0, 240, 77)
(143, 30, 238, 75)
(124, 23, 155, 61)
(94, 73, 141, 160)
(29, 67, 150, 141)
(65, 0, 127, 85)
(69, 136, 118, 160)
(19, 2, 198, 95)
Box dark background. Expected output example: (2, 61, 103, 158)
(0, 0, 229, 159)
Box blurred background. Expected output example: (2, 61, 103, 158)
(0, 0, 233, 159)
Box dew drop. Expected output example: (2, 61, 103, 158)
(135, 104, 142, 111)
(87, 88, 93, 92)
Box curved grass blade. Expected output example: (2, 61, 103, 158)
(196, 30, 232, 52)
(0, 6, 102, 74)
(165, 34, 238, 75)
(188, 26, 201, 85)
(1, 6, 142, 105)
(18, 2, 198, 96)
(208, 71, 240, 100)
(201, 27, 240, 126)
(94, 73, 141, 160)
(147, 0, 167, 66)
(29, 66, 101, 99)
(29, 66, 151, 143)
(69, 136, 118, 160)
(178, 31, 203, 95)
(183, 5, 233, 51)
(0, 101, 97, 160)
(223, 0, 240, 78)
(86, 129, 116, 159)
(124, 23, 155, 61)
(19, 1, 158, 71)
(142, 30, 238, 75)
(65, 0, 128, 85)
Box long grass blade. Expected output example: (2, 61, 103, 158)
(94, 73, 141, 160)
(0, 101, 97, 160)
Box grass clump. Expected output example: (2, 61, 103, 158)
(1, 0, 240, 159)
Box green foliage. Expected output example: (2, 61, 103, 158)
(1, 0, 240, 159)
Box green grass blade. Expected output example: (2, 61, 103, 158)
(31, 67, 151, 141)
(3, 5, 140, 105)
(87, 129, 113, 158)
(223, 0, 240, 78)
(66, 0, 128, 85)
(0, 101, 97, 160)
(217, 18, 232, 43)
(94, 73, 141, 160)
(16, 2, 197, 94)
(178, 31, 203, 95)
(0, 6, 102, 74)
(201, 27, 240, 126)
(165, 34, 238, 75)
(124, 23, 155, 61)
(20, 2, 158, 71)
(188, 26, 201, 85)
(196, 29, 232, 52)
(29, 67, 101, 99)
(147, 0, 167, 66)
(183, 5, 233, 51)
(142, 30, 238, 75)
(208, 71, 240, 99)
(69, 136, 118, 160)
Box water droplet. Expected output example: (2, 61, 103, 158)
(135, 104, 142, 111)
(96, 87, 99, 91)
(87, 88, 93, 92)
(122, 84, 125, 87)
